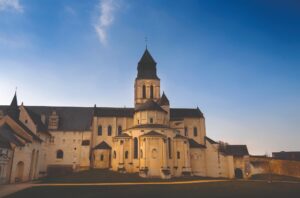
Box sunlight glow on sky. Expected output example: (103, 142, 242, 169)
(0, 0, 299, 155)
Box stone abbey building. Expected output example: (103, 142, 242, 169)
(0, 49, 251, 183)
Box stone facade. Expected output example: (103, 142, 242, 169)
(0, 49, 255, 183)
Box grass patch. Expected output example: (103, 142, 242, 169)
(7, 181, 300, 198)
(39, 169, 220, 183)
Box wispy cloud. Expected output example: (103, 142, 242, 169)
(0, 0, 23, 13)
(94, 0, 119, 45)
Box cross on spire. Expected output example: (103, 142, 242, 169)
(145, 36, 148, 49)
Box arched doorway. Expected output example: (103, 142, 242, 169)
(16, 161, 24, 182)
(235, 168, 243, 179)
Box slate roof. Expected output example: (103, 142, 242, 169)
(25, 107, 50, 136)
(141, 130, 166, 138)
(205, 136, 218, 144)
(114, 133, 131, 138)
(129, 124, 169, 129)
(94, 107, 134, 117)
(170, 108, 204, 120)
(158, 92, 170, 106)
(26, 106, 93, 131)
(188, 139, 206, 148)
(137, 49, 159, 80)
(6, 93, 20, 121)
(272, 151, 300, 161)
(135, 100, 167, 113)
(0, 137, 11, 149)
(0, 105, 206, 132)
(94, 141, 112, 150)
(174, 134, 188, 139)
(0, 124, 25, 147)
(219, 145, 249, 156)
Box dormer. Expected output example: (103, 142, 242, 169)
(48, 110, 59, 130)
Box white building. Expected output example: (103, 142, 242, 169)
(0, 49, 250, 183)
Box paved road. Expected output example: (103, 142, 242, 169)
(1, 179, 300, 197)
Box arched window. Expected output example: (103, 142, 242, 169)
(118, 126, 122, 136)
(56, 150, 63, 159)
(108, 125, 112, 136)
(134, 138, 138, 159)
(184, 127, 188, 136)
(98, 125, 102, 136)
(168, 138, 172, 159)
(113, 151, 116, 159)
(150, 85, 154, 99)
(100, 154, 104, 161)
(193, 127, 198, 136)
(142, 85, 146, 98)
(125, 151, 129, 159)
(177, 151, 181, 159)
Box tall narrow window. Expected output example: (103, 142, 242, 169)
(118, 126, 122, 136)
(193, 127, 198, 137)
(125, 151, 129, 159)
(184, 127, 188, 136)
(134, 138, 138, 159)
(108, 125, 112, 136)
(100, 154, 104, 161)
(113, 151, 116, 159)
(98, 125, 102, 136)
(150, 118, 153, 124)
(56, 150, 63, 159)
(168, 138, 172, 159)
(142, 85, 146, 98)
(177, 151, 180, 159)
(150, 85, 154, 99)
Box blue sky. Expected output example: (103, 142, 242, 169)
(0, 0, 299, 154)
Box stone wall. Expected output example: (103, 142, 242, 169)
(250, 156, 300, 178)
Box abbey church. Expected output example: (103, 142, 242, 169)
(0, 49, 251, 184)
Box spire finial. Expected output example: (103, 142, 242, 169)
(145, 36, 148, 49)
(15, 86, 17, 94)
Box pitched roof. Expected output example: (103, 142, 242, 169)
(170, 108, 204, 120)
(26, 106, 93, 131)
(141, 130, 166, 138)
(219, 145, 249, 156)
(188, 139, 206, 148)
(6, 93, 20, 120)
(137, 49, 159, 80)
(94, 107, 134, 117)
(0, 137, 11, 149)
(174, 134, 188, 139)
(135, 100, 167, 113)
(0, 124, 25, 147)
(158, 92, 170, 106)
(114, 133, 131, 138)
(25, 107, 50, 135)
(272, 151, 300, 161)
(128, 124, 169, 131)
(13, 119, 43, 142)
(205, 136, 218, 144)
(94, 141, 111, 150)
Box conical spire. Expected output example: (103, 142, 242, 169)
(7, 92, 20, 120)
(137, 49, 159, 80)
(158, 92, 169, 106)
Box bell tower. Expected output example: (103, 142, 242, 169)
(134, 49, 160, 107)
